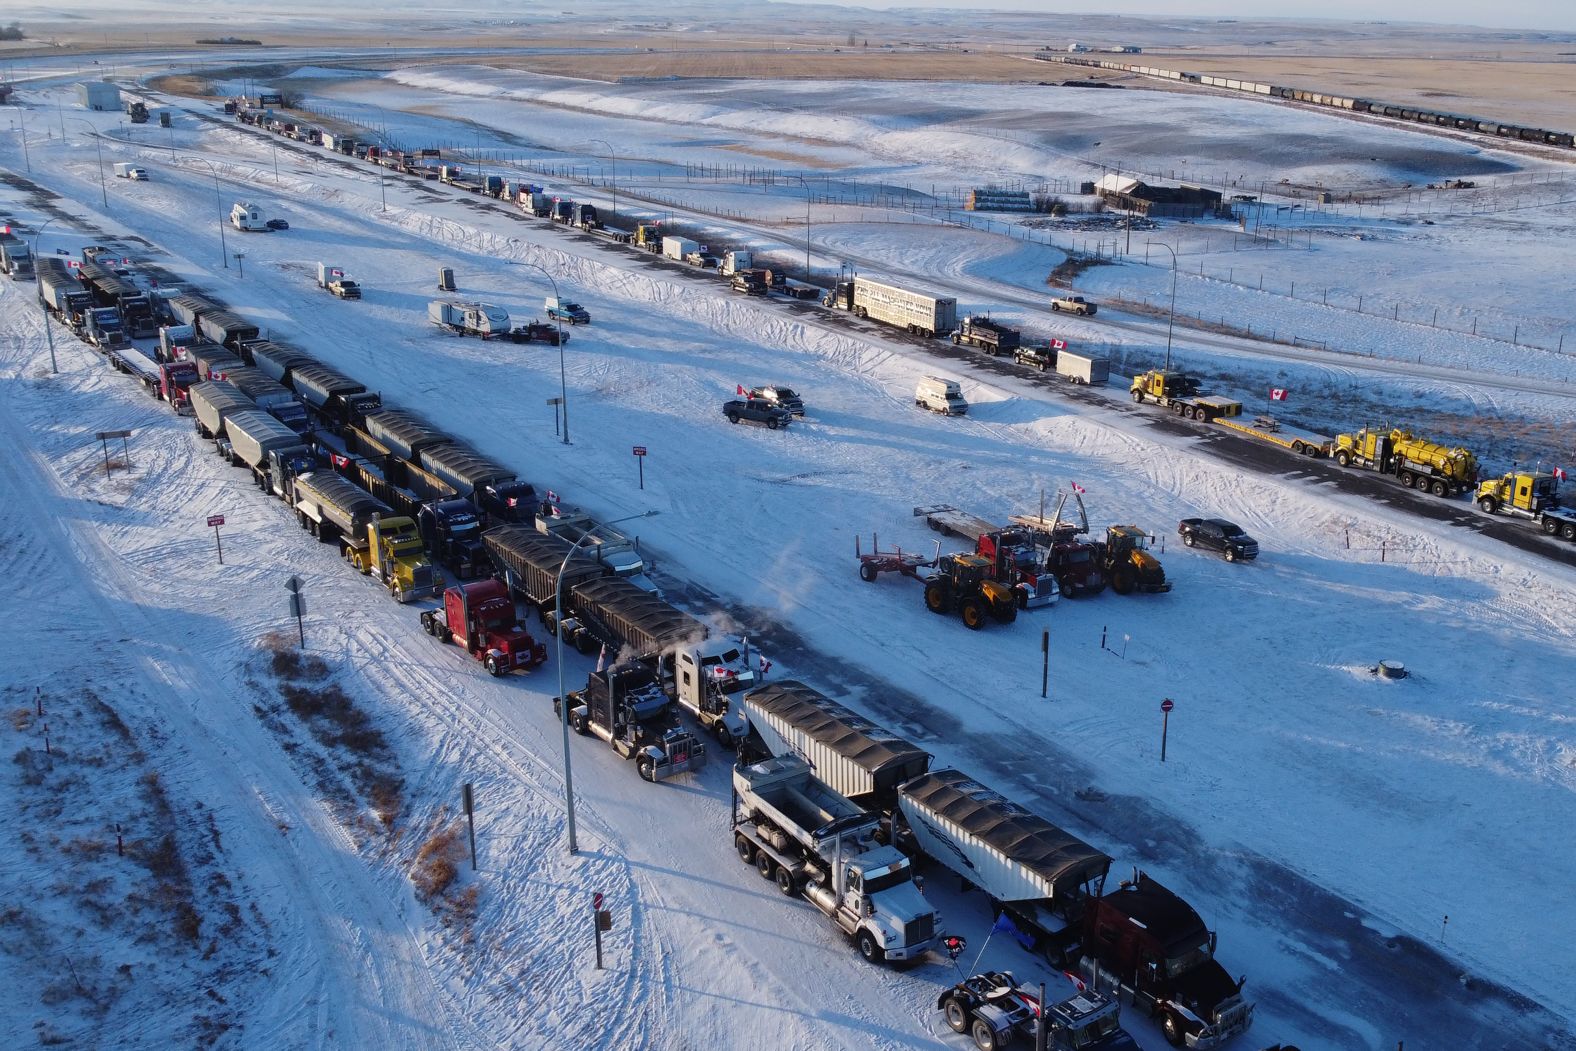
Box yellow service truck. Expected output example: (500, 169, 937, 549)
(1476, 472, 1576, 541)
(1332, 427, 1478, 498)
(347, 516, 444, 602)
(1130, 370, 1242, 422)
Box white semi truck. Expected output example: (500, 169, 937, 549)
(822, 276, 957, 338)
(732, 755, 939, 965)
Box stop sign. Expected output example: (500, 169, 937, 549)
(592, 892, 604, 911)
(1160, 698, 1175, 713)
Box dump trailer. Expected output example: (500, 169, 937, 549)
(190, 381, 258, 439)
(952, 315, 1021, 355)
(290, 363, 381, 431)
(420, 578, 547, 676)
(37, 262, 92, 323)
(221, 409, 316, 497)
(416, 443, 537, 525)
(740, 680, 930, 812)
(345, 517, 443, 602)
(247, 341, 320, 387)
(1130, 371, 1242, 422)
(732, 755, 939, 964)
(428, 300, 511, 337)
(364, 409, 454, 465)
(166, 294, 223, 330)
(186, 345, 245, 381)
(897, 768, 1112, 961)
(559, 576, 755, 746)
(483, 526, 607, 614)
(1333, 427, 1478, 497)
(557, 663, 707, 783)
(822, 277, 957, 338)
(289, 471, 391, 548)
(197, 309, 261, 350)
(224, 367, 310, 433)
(0, 234, 35, 279)
(1475, 472, 1576, 541)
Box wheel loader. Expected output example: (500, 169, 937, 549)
(1099, 525, 1171, 595)
(923, 554, 1018, 629)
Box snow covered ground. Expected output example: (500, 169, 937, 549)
(2, 46, 1575, 1050)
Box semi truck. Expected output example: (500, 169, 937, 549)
(37, 261, 94, 329)
(556, 663, 708, 783)
(420, 578, 547, 676)
(417, 500, 488, 579)
(416, 443, 538, 525)
(1130, 371, 1242, 422)
(289, 363, 382, 432)
(158, 360, 201, 414)
(84, 306, 130, 349)
(721, 250, 753, 275)
(190, 381, 257, 440)
(483, 525, 608, 617)
(346, 517, 443, 602)
(555, 576, 755, 747)
(429, 300, 511, 338)
(0, 234, 34, 278)
(1332, 426, 1478, 497)
(952, 315, 1021, 355)
(732, 755, 939, 965)
(221, 409, 316, 497)
(535, 506, 650, 586)
(1475, 471, 1576, 540)
(822, 276, 958, 338)
(288, 470, 391, 547)
(224, 367, 311, 433)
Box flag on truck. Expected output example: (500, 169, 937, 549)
(758, 656, 772, 678)
(331, 453, 350, 469)
(1271, 388, 1289, 401)
(1556, 467, 1569, 481)
(1050, 338, 1066, 350)
(1071, 481, 1085, 494)
(595, 645, 607, 673)
(736, 384, 746, 396)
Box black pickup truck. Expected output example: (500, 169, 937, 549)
(1178, 518, 1260, 562)
(1014, 344, 1057, 370)
(723, 398, 793, 430)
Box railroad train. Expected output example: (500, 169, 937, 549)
(1044, 54, 1576, 149)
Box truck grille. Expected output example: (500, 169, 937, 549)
(904, 914, 935, 946)
(1214, 998, 1253, 1035)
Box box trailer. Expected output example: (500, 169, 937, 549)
(824, 277, 957, 338)
(662, 236, 699, 261)
(1055, 350, 1109, 386)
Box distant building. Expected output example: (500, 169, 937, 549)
(1067, 43, 1091, 53)
(76, 80, 121, 111)
(965, 187, 1036, 212)
(1097, 175, 1222, 218)
(1108, 45, 1142, 54)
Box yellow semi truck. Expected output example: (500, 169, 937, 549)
(1332, 427, 1478, 498)
(1475, 472, 1576, 541)
(346, 516, 444, 602)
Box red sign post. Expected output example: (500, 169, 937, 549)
(1160, 698, 1174, 762)
(632, 446, 647, 490)
(208, 514, 226, 564)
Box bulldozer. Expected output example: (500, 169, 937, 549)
(1099, 525, 1170, 595)
(923, 553, 1018, 629)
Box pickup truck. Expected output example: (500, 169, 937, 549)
(545, 297, 591, 325)
(1014, 344, 1057, 370)
(1050, 295, 1097, 316)
(723, 398, 793, 430)
(1178, 518, 1260, 562)
(747, 385, 805, 416)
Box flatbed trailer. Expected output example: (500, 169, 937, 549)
(854, 534, 937, 583)
(1214, 415, 1332, 458)
(913, 504, 999, 542)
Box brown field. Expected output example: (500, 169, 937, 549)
(470, 48, 1049, 84)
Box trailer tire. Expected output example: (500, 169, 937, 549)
(1542, 518, 1559, 535)
(735, 834, 756, 865)
(858, 562, 879, 582)
(638, 758, 656, 782)
(943, 997, 970, 1034)
(856, 930, 884, 964)
(1335, 450, 1353, 467)
(774, 866, 797, 897)
(756, 852, 775, 880)
(971, 1019, 1001, 1051)
(1563, 522, 1576, 542)
(1478, 496, 1498, 514)
(1162, 1012, 1185, 1047)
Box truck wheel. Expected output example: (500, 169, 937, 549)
(1478, 496, 1498, 514)
(765, 417, 779, 430)
(924, 582, 951, 615)
(756, 852, 775, 880)
(1543, 518, 1559, 535)
(970, 1019, 1000, 1051)
(421, 614, 435, 636)
(1051, 302, 1061, 312)
(1162, 1012, 1185, 1047)
(1398, 471, 1414, 488)
(571, 712, 589, 735)
(485, 655, 505, 677)
(774, 866, 797, 897)
(856, 930, 884, 964)
(1225, 547, 1238, 563)
(638, 758, 656, 782)
(858, 562, 878, 582)
(1335, 450, 1353, 467)
(727, 413, 740, 425)
(1563, 522, 1576, 542)
(735, 834, 756, 865)
(1131, 390, 1144, 404)
(1183, 532, 1195, 546)
(1431, 479, 1448, 497)
(959, 598, 985, 630)
(942, 997, 970, 1034)
(996, 602, 1017, 624)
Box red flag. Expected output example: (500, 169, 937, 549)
(331, 453, 349, 468)
(595, 644, 607, 673)
(506, 496, 518, 508)
(1270, 388, 1288, 402)
(1555, 467, 1568, 481)
(1050, 338, 1066, 350)
(758, 656, 772, 677)
(1071, 482, 1085, 494)
(736, 384, 746, 396)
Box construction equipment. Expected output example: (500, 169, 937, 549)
(1333, 427, 1478, 497)
(1013, 493, 1106, 598)
(1475, 471, 1576, 541)
(923, 553, 1017, 629)
(1099, 525, 1170, 595)
(1130, 370, 1242, 422)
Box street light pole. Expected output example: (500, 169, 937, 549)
(31, 217, 62, 374)
(379, 174, 387, 213)
(17, 106, 30, 173)
(68, 119, 109, 209)
(554, 510, 660, 855)
(586, 138, 617, 219)
(1146, 240, 1178, 373)
(193, 157, 229, 269)
(517, 260, 569, 445)
(797, 174, 812, 278)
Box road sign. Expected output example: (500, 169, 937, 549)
(592, 892, 604, 911)
(98, 429, 133, 441)
(1160, 698, 1174, 712)
(285, 575, 302, 593)
(632, 446, 647, 456)
(546, 397, 563, 406)
(207, 514, 225, 528)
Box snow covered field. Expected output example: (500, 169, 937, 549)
(2, 42, 1575, 1050)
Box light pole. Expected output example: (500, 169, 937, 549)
(16, 106, 30, 173)
(585, 138, 617, 219)
(516, 259, 569, 445)
(192, 157, 230, 269)
(67, 119, 109, 209)
(796, 174, 812, 278)
(1146, 240, 1178, 374)
(379, 174, 387, 213)
(32, 216, 63, 373)
(554, 510, 659, 855)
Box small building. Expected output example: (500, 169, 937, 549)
(77, 80, 121, 111)
(964, 187, 1036, 212)
(1096, 174, 1222, 218)
(1108, 45, 1143, 54)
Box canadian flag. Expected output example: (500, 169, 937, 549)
(1071, 481, 1085, 494)
(331, 453, 350, 469)
(759, 656, 772, 677)
(1555, 467, 1569, 481)
(736, 384, 746, 396)
(1270, 388, 1289, 402)
(506, 496, 518, 508)
(1050, 338, 1067, 350)
(546, 490, 559, 503)
(1062, 970, 1087, 993)
(595, 644, 607, 673)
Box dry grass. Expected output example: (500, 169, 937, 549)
(411, 822, 464, 901)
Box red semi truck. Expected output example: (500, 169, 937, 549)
(420, 579, 546, 676)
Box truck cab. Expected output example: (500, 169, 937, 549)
(159, 361, 201, 414)
(421, 579, 547, 676)
(357, 516, 443, 602)
(747, 385, 805, 416)
(85, 307, 129, 348)
(475, 479, 538, 525)
(418, 499, 487, 579)
(558, 662, 707, 782)
(662, 642, 754, 747)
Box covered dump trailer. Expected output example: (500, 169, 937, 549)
(290, 471, 391, 541)
(364, 409, 455, 464)
(198, 309, 261, 349)
(568, 575, 703, 659)
(291, 363, 380, 427)
(168, 294, 223, 329)
(742, 681, 930, 807)
(483, 525, 607, 608)
(190, 381, 258, 439)
(248, 341, 319, 386)
(186, 345, 245, 381)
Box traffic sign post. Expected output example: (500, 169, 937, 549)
(1040, 629, 1050, 699)
(207, 514, 226, 564)
(461, 782, 477, 870)
(285, 575, 305, 646)
(592, 891, 611, 969)
(632, 445, 647, 490)
(546, 396, 563, 437)
(1160, 697, 1174, 762)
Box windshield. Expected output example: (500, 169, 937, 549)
(1167, 940, 1213, 977)
(1065, 549, 1091, 564)
(450, 519, 480, 538)
(863, 864, 910, 894)
(703, 649, 741, 666)
(1070, 1012, 1120, 1046)
(776, 388, 797, 399)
